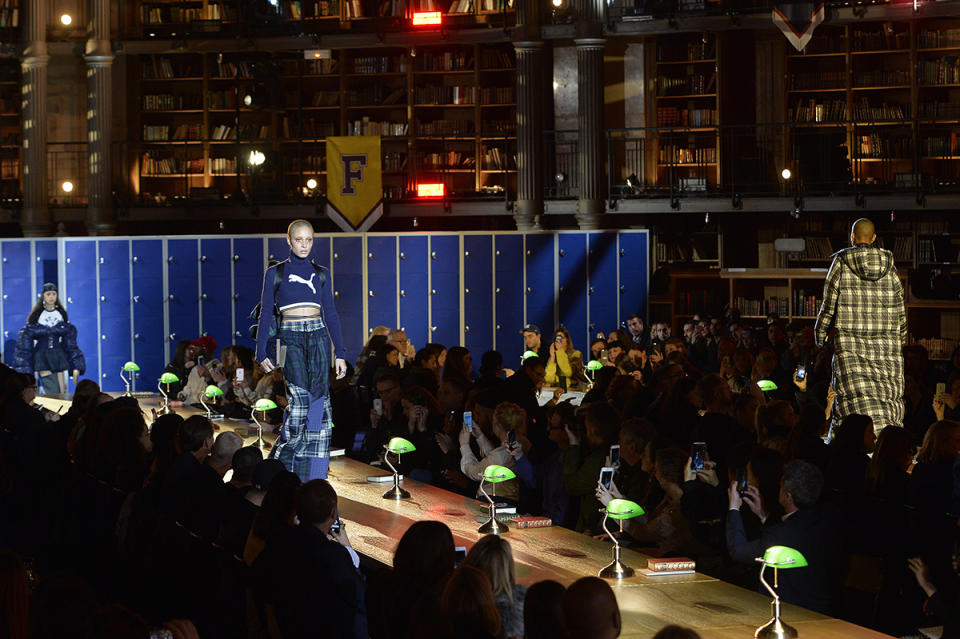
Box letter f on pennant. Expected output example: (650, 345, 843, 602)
(341, 154, 367, 195)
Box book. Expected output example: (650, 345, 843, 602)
(639, 567, 696, 576)
(647, 557, 696, 572)
(509, 516, 552, 528)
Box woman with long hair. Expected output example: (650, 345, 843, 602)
(437, 565, 503, 639)
(462, 535, 525, 639)
(545, 327, 584, 389)
(443, 346, 474, 386)
(0, 551, 30, 639)
(13, 283, 85, 394)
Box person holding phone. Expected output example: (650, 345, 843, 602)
(545, 327, 585, 390)
(459, 402, 525, 503)
(256, 219, 347, 481)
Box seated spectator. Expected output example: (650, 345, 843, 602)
(476, 350, 508, 391)
(562, 576, 621, 639)
(522, 580, 566, 639)
(786, 403, 829, 471)
(146, 413, 183, 488)
(589, 338, 606, 363)
(245, 458, 286, 508)
(365, 368, 406, 459)
(161, 415, 224, 541)
(582, 367, 618, 408)
(545, 328, 585, 390)
(460, 402, 525, 500)
(745, 446, 786, 527)
(903, 372, 937, 444)
(692, 374, 744, 475)
(727, 460, 840, 615)
(162, 339, 195, 399)
(219, 445, 262, 557)
(933, 376, 960, 422)
(652, 626, 702, 639)
(499, 356, 548, 429)
(651, 376, 699, 449)
(0, 550, 29, 639)
(824, 413, 874, 502)
(907, 555, 960, 639)
(207, 431, 242, 478)
(244, 470, 300, 565)
(564, 402, 621, 532)
(368, 520, 456, 639)
(462, 535, 526, 639)
(252, 478, 365, 639)
(436, 565, 502, 639)
(755, 400, 798, 455)
(102, 405, 152, 492)
(443, 346, 474, 387)
(864, 426, 914, 506)
(406, 347, 441, 395)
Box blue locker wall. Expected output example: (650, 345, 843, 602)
(366, 236, 397, 336)
(558, 233, 590, 356)
(398, 236, 429, 354)
(0, 232, 648, 393)
(463, 235, 493, 358)
(494, 235, 524, 367)
(429, 235, 460, 349)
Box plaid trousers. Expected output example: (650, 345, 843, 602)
(270, 318, 333, 481)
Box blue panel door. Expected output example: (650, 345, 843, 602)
(588, 233, 619, 337)
(429, 236, 460, 348)
(331, 237, 363, 360)
(267, 237, 288, 264)
(132, 240, 165, 389)
(366, 236, 397, 337)
(34, 240, 58, 290)
(200, 238, 232, 358)
(311, 236, 331, 269)
(64, 241, 99, 386)
(1, 242, 32, 363)
(558, 233, 589, 356)
(463, 235, 493, 358)
(167, 239, 200, 349)
(618, 232, 648, 323)
(524, 234, 555, 343)
(98, 240, 132, 392)
(232, 238, 264, 353)
(494, 234, 524, 366)
(398, 236, 429, 352)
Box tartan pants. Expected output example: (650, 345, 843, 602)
(270, 318, 333, 481)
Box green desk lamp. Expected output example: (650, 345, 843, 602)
(586, 359, 603, 386)
(757, 379, 778, 393)
(382, 436, 416, 500)
(251, 398, 276, 452)
(120, 361, 139, 396)
(521, 350, 539, 361)
(598, 498, 645, 579)
(477, 464, 516, 535)
(158, 372, 179, 415)
(755, 545, 808, 639)
(201, 384, 225, 420)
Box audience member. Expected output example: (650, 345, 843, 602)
(436, 565, 502, 639)
(462, 535, 526, 639)
(652, 626, 702, 639)
(0, 550, 29, 639)
(521, 580, 566, 639)
(562, 577, 621, 639)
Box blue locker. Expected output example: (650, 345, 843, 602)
(200, 238, 232, 358)
(494, 235, 524, 365)
(267, 237, 288, 264)
(132, 240, 165, 388)
(232, 238, 264, 352)
(331, 237, 363, 359)
(429, 236, 460, 348)
(398, 236, 429, 352)
(366, 236, 397, 335)
(524, 234, 555, 341)
(618, 232, 648, 322)
(98, 240, 131, 321)
(1, 242, 32, 363)
(35, 240, 58, 290)
(311, 236, 331, 269)
(588, 233, 619, 336)
(463, 235, 493, 358)
(64, 241, 99, 385)
(558, 233, 589, 355)
(166, 239, 200, 347)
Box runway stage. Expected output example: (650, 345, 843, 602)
(36, 393, 893, 639)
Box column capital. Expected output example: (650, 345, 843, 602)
(574, 38, 607, 50)
(21, 55, 50, 69)
(84, 54, 115, 68)
(514, 41, 544, 52)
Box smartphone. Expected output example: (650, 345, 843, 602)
(735, 468, 748, 495)
(691, 442, 708, 471)
(508, 429, 517, 447)
(600, 349, 609, 363)
(373, 398, 383, 416)
(796, 365, 806, 381)
(936, 382, 946, 396)
(235, 368, 244, 382)
(599, 466, 615, 490)
(330, 518, 342, 535)
(609, 444, 621, 467)
(463, 411, 473, 433)
(197, 355, 205, 368)
(454, 546, 467, 567)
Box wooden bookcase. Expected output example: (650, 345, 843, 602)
(0, 55, 18, 203)
(130, 43, 516, 204)
(648, 32, 720, 193)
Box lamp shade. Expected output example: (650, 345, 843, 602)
(159, 372, 180, 384)
(586, 360, 604, 371)
(605, 498, 645, 520)
(521, 350, 540, 360)
(204, 385, 224, 398)
(482, 464, 516, 483)
(123, 361, 140, 372)
(254, 398, 278, 412)
(760, 545, 808, 569)
(386, 436, 416, 454)
(756, 379, 778, 392)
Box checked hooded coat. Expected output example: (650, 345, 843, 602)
(815, 244, 906, 430)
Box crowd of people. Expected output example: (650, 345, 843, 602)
(2, 309, 960, 639)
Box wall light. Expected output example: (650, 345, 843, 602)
(306, 178, 318, 190)
(780, 168, 792, 180)
(412, 11, 442, 26)
(552, 0, 564, 6)
(248, 150, 266, 167)
(60, 14, 72, 26)
(417, 183, 444, 197)
(61, 180, 74, 193)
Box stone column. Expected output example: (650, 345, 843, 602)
(513, 41, 544, 231)
(20, 0, 50, 237)
(574, 37, 606, 230)
(85, 0, 116, 235)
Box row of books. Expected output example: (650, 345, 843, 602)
(417, 52, 473, 72)
(414, 86, 477, 105)
(656, 37, 716, 62)
(0, 158, 17, 179)
(143, 58, 199, 80)
(656, 74, 716, 96)
(480, 87, 514, 104)
(919, 101, 960, 119)
(281, 117, 337, 138)
(347, 86, 405, 106)
(917, 237, 959, 262)
(304, 59, 338, 75)
(853, 99, 905, 122)
(212, 61, 253, 79)
(143, 125, 170, 141)
(309, 91, 340, 107)
(918, 29, 960, 49)
(670, 288, 725, 312)
(1, 132, 19, 145)
(801, 237, 834, 259)
(855, 134, 911, 159)
(851, 29, 909, 51)
(352, 56, 406, 74)
(656, 107, 717, 127)
(421, 152, 476, 169)
(908, 337, 957, 360)
(658, 147, 716, 164)
(483, 120, 515, 135)
(734, 297, 789, 318)
(792, 293, 823, 317)
(481, 147, 514, 170)
(141, 6, 205, 24)
(143, 94, 202, 110)
(346, 119, 408, 136)
(0, 97, 17, 113)
(209, 125, 271, 140)
(209, 157, 237, 174)
(790, 99, 846, 123)
(140, 155, 204, 175)
(481, 50, 514, 69)
(286, 0, 340, 18)
(417, 119, 474, 136)
(448, 0, 474, 13)
(288, 156, 323, 170)
(383, 151, 407, 171)
(789, 71, 845, 91)
(0, 0, 17, 29)
(853, 69, 910, 87)
(919, 58, 960, 85)
(892, 235, 914, 260)
(920, 134, 960, 157)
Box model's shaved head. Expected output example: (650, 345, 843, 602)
(287, 219, 314, 238)
(851, 218, 876, 244)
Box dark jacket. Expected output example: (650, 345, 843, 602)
(14, 321, 85, 375)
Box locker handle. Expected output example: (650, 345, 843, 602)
(465, 288, 470, 295)
(431, 289, 436, 295)
(102, 374, 108, 379)
(168, 294, 175, 300)
(268, 254, 275, 261)
(233, 255, 240, 262)
(525, 287, 530, 294)
(431, 325, 437, 332)
(526, 250, 531, 256)
(1, 257, 6, 263)
(368, 252, 374, 260)
(167, 256, 175, 263)
(66, 258, 71, 264)
(464, 251, 470, 257)
(431, 251, 437, 259)
(132, 256, 139, 263)
(588, 287, 594, 295)
(234, 331, 243, 337)
(233, 294, 240, 301)
(495, 287, 500, 294)
(465, 325, 470, 332)
(619, 286, 625, 293)
(169, 333, 177, 341)
(1, 294, 6, 300)
(101, 335, 107, 341)
(200, 255, 207, 262)
(334, 253, 339, 260)
(67, 297, 73, 303)
(133, 296, 140, 303)
(201, 294, 208, 301)
(135, 333, 141, 340)
(334, 291, 339, 297)
(495, 250, 500, 256)
(496, 324, 502, 331)
(619, 249, 625, 257)
(2, 331, 7, 338)
(100, 296, 106, 302)
(368, 290, 374, 297)
(559, 249, 565, 257)
(99, 257, 104, 264)
(400, 290, 405, 297)
(400, 252, 406, 259)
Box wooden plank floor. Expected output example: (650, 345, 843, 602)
(36, 393, 894, 639)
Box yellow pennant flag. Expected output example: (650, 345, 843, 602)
(325, 136, 383, 232)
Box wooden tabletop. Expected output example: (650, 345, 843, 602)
(36, 393, 893, 639)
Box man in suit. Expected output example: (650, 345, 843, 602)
(726, 460, 841, 615)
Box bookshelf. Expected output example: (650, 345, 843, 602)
(0, 55, 18, 203)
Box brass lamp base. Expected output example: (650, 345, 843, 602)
(599, 558, 635, 579)
(382, 484, 411, 500)
(478, 516, 509, 535)
(755, 618, 798, 639)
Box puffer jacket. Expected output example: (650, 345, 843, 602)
(14, 321, 86, 375)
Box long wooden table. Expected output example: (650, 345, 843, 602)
(36, 393, 893, 639)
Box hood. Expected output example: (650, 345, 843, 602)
(839, 244, 894, 282)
